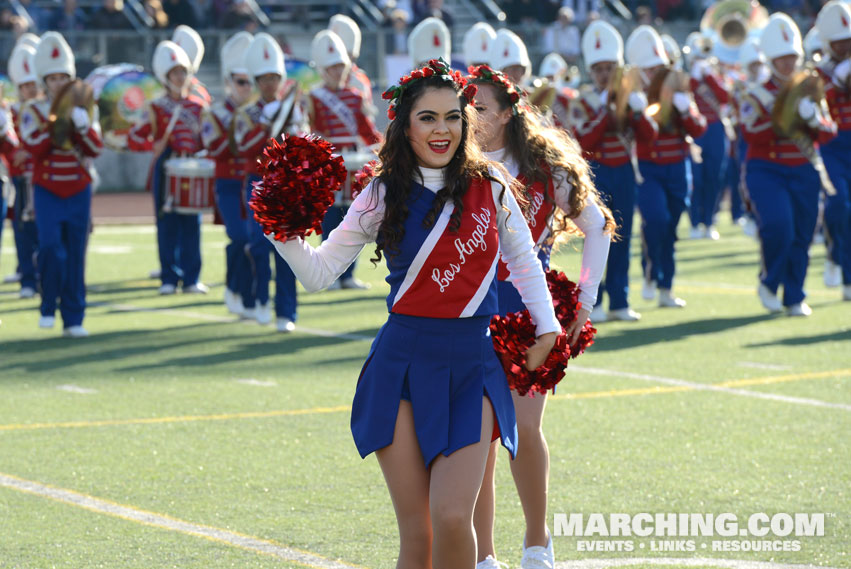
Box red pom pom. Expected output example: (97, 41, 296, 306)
(351, 160, 379, 200)
(489, 269, 597, 396)
(248, 134, 347, 243)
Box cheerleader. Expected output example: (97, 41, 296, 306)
(233, 33, 306, 332)
(742, 13, 838, 315)
(573, 20, 658, 323)
(201, 32, 254, 315)
(627, 26, 707, 308)
(21, 32, 102, 337)
(128, 41, 208, 295)
(468, 64, 613, 569)
(814, 1, 851, 300)
(266, 59, 559, 569)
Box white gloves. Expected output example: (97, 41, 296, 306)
(261, 100, 282, 124)
(599, 89, 608, 106)
(797, 96, 816, 120)
(834, 59, 851, 85)
(628, 91, 648, 112)
(672, 92, 691, 113)
(71, 107, 90, 131)
(690, 59, 710, 81)
(0, 110, 7, 132)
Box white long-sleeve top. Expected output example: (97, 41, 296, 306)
(485, 149, 611, 309)
(267, 165, 561, 337)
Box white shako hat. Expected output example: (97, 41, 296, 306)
(34, 32, 75, 82)
(221, 31, 253, 79)
(539, 52, 568, 79)
(152, 40, 192, 86)
(759, 12, 803, 62)
(626, 25, 670, 68)
(816, 0, 851, 58)
(245, 32, 286, 80)
(661, 34, 682, 69)
(408, 17, 451, 67)
(16, 32, 41, 50)
(172, 25, 204, 74)
(803, 27, 823, 59)
(463, 22, 496, 66)
(491, 28, 531, 78)
(582, 20, 624, 68)
(739, 35, 764, 66)
(9, 43, 39, 86)
(311, 29, 351, 70)
(329, 14, 361, 59)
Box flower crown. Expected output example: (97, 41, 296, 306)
(381, 58, 478, 120)
(467, 64, 523, 114)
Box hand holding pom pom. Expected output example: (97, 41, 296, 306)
(249, 134, 347, 242)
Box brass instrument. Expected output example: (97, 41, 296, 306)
(646, 67, 690, 130)
(269, 81, 301, 139)
(527, 77, 558, 112)
(606, 65, 642, 132)
(700, 0, 769, 51)
(49, 79, 95, 151)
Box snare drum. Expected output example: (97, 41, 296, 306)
(338, 151, 375, 205)
(164, 157, 216, 214)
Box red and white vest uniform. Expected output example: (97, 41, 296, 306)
(816, 59, 851, 137)
(233, 96, 305, 177)
(9, 103, 34, 178)
(637, 98, 707, 164)
(690, 69, 731, 125)
(200, 97, 249, 180)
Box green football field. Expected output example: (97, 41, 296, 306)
(0, 213, 848, 569)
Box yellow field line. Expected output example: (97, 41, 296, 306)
(716, 368, 851, 388)
(552, 385, 693, 400)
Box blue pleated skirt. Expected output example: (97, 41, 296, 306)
(351, 313, 518, 467)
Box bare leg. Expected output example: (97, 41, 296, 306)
(429, 398, 495, 569)
(509, 390, 550, 547)
(376, 400, 433, 569)
(473, 439, 499, 562)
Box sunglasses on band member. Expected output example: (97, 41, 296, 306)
(234, 79, 252, 87)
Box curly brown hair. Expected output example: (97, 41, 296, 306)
(364, 75, 511, 264)
(473, 81, 617, 243)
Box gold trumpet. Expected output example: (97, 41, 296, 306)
(606, 66, 642, 132)
(645, 67, 691, 130)
(700, 0, 769, 50)
(48, 79, 95, 151)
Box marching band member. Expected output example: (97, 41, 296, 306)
(172, 24, 212, 106)
(266, 58, 559, 569)
(815, 0, 851, 299)
(21, 32, 102, 337)
(407, 16, 451, 69)
(308, 29, 382, 290)
(627, 25, 707, 309)
(662, 34, 684, 71)
(329, 14, 375, 113)
(490, 28, 532, 88)
(128, 41, 209, 295)
(467, 64, 613, 569)
(0, 95, 19, 292)
(463, 21, 496, 68)
(201, 31, 254, 315)
(574, 20, 658, 322)
(6, 41, 41, 300)
(539, 52, 577, 128)
(233, 32, 306, 332)
(804, 27, 824, 64)
(687, 32, 732, 241)
(741, 13, 837, 315)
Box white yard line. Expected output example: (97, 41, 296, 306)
(56, 384, 98, 394)
(0, 472, 364, 569)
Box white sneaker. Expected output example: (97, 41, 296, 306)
(521, 533, 554, 569)
(224, 289, 243, 314)
(813, 231, 825, 245)
(589, 304, 608, 323)
(786, 302, 812, 317)
(658, 289, 686, 308)
(641, 278, 657, 301)
(255, 302, 272, 325)
(609, 307, 642, 321)
(183, 283, 209, 294)
(4, 272, 21, 284)
(843, 285, 851, 301)
(63, 325, 89, 338)
(276, 317, 295, 333)
(241, 307, 257, 320)
(824, 260, 842, 288)
(148, 269, 161, 279)
(757, 284, 783, 313)
(39, 315, 56, 329)
(340, 276, 370, 290)
(476, 555, 508, 569)
(742, 218, 758, 238)
(689, 225, 705, 239)
(159, 284, 177, 295)
(19, 286, 36, 299)
(707, 225, 720, 240)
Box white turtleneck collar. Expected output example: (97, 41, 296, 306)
(484, 148, 518, 178)
(416, 166, 446, 193)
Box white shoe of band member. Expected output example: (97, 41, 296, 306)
(689, 225, 705, 239)
(742, 218, 758, 238)
(658, 289, 686, 308)
(224, 289, 244, 315)
(476, 555, 508, 569)
(641, 279, 657, 301)
(813, 231, 825, 245)
(786, 302, 812, 317)
(276, 317, 295, 333)
(707, 225, 720, 240)
(609, 307, 642, 321)
(255, 303, 272, 325)
(63, 326, 89, 338)
(38, 315, 56, 329)
(521, 533, 554, 569)
(844, 285, 851, 301)
(340, 276, 370, 290)
(241, 307, 257, 320)
(148, 269, 161, 279)
(4, 272, 21, 284)
(159, 284, 177, 295)
(589, 304, 608, 323)
(19, 286, 36, 299)
(824, 260, 842, 288)
(757, 284, 783, 313)
(184, 282, 209, 294)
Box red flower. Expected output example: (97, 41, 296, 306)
(351, 160, 379, 199)
(381, 89, 394, 100)
(462, 84, 478, 102)
(423, 67, 435, 77)
(387, 107, 396, 120)
(410, 70, 424, 79)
